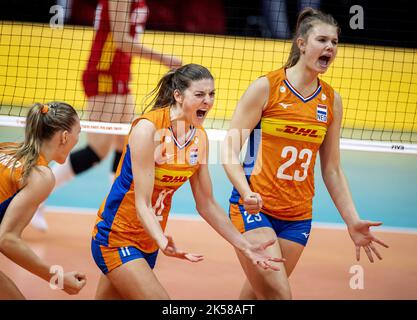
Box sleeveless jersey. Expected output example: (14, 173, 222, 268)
(0, 143, 48, 224)
(93, 107, 207, 252)
(230, 68, 335, 221)
(83, 0, 148, 97)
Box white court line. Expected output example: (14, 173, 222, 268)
(44, 206, 417, 234)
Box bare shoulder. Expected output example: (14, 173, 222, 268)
(238, 76, 269, 109)
(31, 166, 54, 183)
(333, 90, 342, 101)
(130, 119, 156, 138)
(333, 90, 343, 117)
(250, 76, 269, 91)
(24, 165, 55, 196)
(132, 119, 156, 133)
(129, 118, 158, 154)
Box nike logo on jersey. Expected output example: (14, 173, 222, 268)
(279, 102, 292, 109)
(302, 232, 310, 238)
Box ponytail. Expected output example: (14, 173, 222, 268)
(142, 64, 214, 114)
(142, 69, 177, 114)
(284, 7, 340, 68)
(0, 102, 78, 184)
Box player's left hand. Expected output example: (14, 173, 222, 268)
(347, 220, 389, 262)
(242, 238, 285, 271)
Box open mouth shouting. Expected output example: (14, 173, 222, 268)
(196, 109, 208, 119)
(318, 54, 331, 69)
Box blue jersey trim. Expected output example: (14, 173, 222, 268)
(0, 192, 18, 224)
(229, 121, 262, 203)
(168, 126, 196, 149)
(95, 145, 133, 245)
(283, 79, 322, 103)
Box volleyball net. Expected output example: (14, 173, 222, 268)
(0, 1, 416, 154)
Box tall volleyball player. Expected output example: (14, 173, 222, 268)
(222, 8, 389, 299)
(31, 0, 182, 230)
(91, 64, 283, 299)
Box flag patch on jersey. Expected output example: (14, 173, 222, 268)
(189, 148, 198, 165)
(316, 104, 327, 122)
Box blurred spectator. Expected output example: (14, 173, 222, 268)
(222, 0, 321, 39)
(262, 0, 321, 39)
(147, 0, 226, 35)
(57, 0, 97, 25)
(55, 0, 226, 34)
(0, 0, 414, 47)
(0, 0, 55, 23)
(223, 0, 265, 37)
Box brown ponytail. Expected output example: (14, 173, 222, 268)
(142, 64, 214, 114)
(284, 7, 340, 68)
(0, 102, 78, 184)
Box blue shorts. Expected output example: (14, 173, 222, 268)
(91, 238, 158, 274)
(229, 203, 312, 246)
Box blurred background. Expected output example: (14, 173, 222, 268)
(0, 0, 416, 300)
(1, 0, 416, 46)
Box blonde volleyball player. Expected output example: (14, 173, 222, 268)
(0, 102, 86, 299)
(31, 0, 182, 231)
(222, 8, 389, 299)
(91, 64, 284, 299)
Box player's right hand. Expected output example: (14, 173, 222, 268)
(243, 192, 263, 214)
(63, 271, 86, 295)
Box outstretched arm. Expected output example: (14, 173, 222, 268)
(319, 91, 389, 262)
(108, 0, 182, 68)
(0, 167, 86, 294)
(190, 159, 283, 271)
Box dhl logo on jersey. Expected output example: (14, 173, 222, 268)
(160, 175, 188, 183)
(282, 125, 319, 137)
(154, 167, 194, 187)
(262, 118, 327, 143)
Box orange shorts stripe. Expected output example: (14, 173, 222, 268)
(229, 203, 245, 233)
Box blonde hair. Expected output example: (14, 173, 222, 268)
(284, 7, 340, 68)
(0, 102, 78, 184)
(142, 64, 214, 114)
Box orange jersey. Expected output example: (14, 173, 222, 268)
(0, 143, 48, 223)
(93, 107, 207, 252)
(230, 68, 334, 221)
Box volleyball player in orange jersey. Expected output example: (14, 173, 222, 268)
(31, 0, 182, 231)
(0, 102, 86, 299)
(222, 8, 389, 299)
(91, 64, 284, 299)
